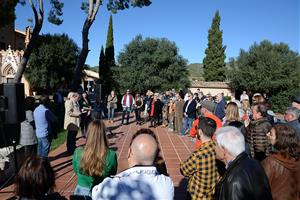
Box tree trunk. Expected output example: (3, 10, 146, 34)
(13, 0, 44, 83)
(72, 19, 92, 91)
(72, 0, 101, 91)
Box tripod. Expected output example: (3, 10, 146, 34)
(0, 117, 19, 190)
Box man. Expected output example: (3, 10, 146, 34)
(214, 126, 272, 200)
(174, 93, 184, 133)
(180, 117, 218, 200)
(214, 93, 226, 120)
(190, 100, 222, 149)
(121, 89, 135, 125)
(247, 103, 272, 161)
(181, 93, 197, 135)
(240, 91, 249, 102)
(33, 95, 57, 157)
(92, 129, 174, 200)
(292, 94, 300, 122)
(292, 94, 300, 110)
(285, 107, 300, 137)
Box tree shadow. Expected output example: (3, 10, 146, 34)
(48, 151, 72, 162)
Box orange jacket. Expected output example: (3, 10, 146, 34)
(190, 113, 222, 150)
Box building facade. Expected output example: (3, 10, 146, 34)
(0, 23, 32, 95)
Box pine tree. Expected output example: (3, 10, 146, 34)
(105, 14, 115, 67)
(98, 45, 106, 84)
(203, 10, 226, 81)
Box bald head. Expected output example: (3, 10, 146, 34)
(129, 134, 158, 166)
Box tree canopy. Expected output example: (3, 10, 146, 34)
(72, 0, 152, 90)
(228, 40, 300, 112)
(203, 10, 226, 81)
(114, 35, 190, 93)
(25, 34, 78, 92)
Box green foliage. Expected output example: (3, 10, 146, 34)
(98, 46, 107, 82)
(187, 63, 203, 79)
(105, 15, 115, 67)
(115, 35, 190, 93)
(203, 10, 226, 81)
(227, 40, 300, 112)
(25, 34, 79, 92)
(0, 0, 63, 27)
(0, 0, 18, 27)
(50, 130, 67, 151)
(107, 0, 152, 13)
(48, 0, 64, 25)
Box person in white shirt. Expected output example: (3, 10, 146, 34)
(92, 129, 174, 200)
(121, 89, 135, 125)
(240, 91, 249, 102)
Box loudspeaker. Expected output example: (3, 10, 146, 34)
(0, 83, 25, 147)
(0, 83, 25, 124)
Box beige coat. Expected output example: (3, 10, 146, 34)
(107, 95, 118, 109)
(64, 99, 81, 131)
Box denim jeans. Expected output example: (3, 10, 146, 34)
(122, 107, 131, 124)
(108, 107, 115, 120)
(181, 117, 193, 135)
(74, 184, 91, 197)
(37, 136, 50, 157)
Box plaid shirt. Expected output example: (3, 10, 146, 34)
(180, 140, 218, 200)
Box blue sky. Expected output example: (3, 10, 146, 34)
(15, 0, 299, 67)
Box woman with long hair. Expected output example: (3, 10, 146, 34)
(135, 93, 144, 125)
(72, 120, 117, 196)
(262, 124, 300, 200)
(222, 102, 240, 126)
(12, 155, 65, 200)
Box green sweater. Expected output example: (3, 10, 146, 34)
(72, 147, 117, 189)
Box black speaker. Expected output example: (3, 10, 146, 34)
(0, 83, 25, 147)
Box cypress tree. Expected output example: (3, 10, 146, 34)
(105, 14, 115, 67)
(98, 45, 106, 84)
(203, 10, 226, 81)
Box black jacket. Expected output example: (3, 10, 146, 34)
(183, 99, 197, 119)
(214, 152, 272, 200)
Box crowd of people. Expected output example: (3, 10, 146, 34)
(9, 88, 300, 199)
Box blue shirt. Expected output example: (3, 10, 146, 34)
(33, 104, 57, 138)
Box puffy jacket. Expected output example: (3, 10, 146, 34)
(214, 152, 272, 200)
(262, 153, 300, 200)
(247, 117, 272, 158)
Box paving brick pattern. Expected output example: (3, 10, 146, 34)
(0, 114, 195, 200)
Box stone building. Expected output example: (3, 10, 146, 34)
(0, 22, 32, 95)
(189, 80, 235, 98)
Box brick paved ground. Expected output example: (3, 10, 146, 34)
(0, 113, 195, 200)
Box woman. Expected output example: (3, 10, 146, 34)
(107, 90, 118, 124)
(241, 99, 251, 127)
(12, 155, 65, 200)
(80, 91, 92, 136)
(262, 124, 300, 200)
(135, 93, 144, 125)
(64, 92, 81, 155)
(72, 120, 117, 196)
(222, 102, 240, 126)
(20, 96, 37, 156)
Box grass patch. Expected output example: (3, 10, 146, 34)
(50, 130, 67, 151)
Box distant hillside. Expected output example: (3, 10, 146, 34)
(187, 63, 203, 80)
(89, 66, 99, 72)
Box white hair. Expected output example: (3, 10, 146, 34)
(216, 126, 245, 157)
